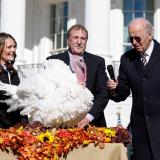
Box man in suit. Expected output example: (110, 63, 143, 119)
(107, 18, 160, 160)
(47, 24, 109, 128)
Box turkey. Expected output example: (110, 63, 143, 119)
(0, 59, 94, 128)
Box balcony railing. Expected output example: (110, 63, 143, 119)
(17, 63, 44, 81)
(17, 60, 120, 81)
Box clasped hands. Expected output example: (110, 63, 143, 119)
(78, 117, 90, 128)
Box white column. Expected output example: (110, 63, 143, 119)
(1, 0, 26, 64)
(85, 0, 111, 63)
(154, 0, 160, 43)
(110, 0, 123, 62)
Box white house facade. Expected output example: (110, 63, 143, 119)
(0, 0, 160, 127)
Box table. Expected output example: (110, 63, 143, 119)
(0, 143, 128, 160)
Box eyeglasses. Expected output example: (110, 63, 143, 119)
(129, 31, 149, 43)
(129, 36, 141, 43)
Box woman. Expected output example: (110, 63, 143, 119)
(0, 32, 27, 128)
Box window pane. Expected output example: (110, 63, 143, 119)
(59, 18, 63, 32)
(63, 17, 68, 31)
(51, 5, 56, 19)
(124, 0, 132, 10)
(55, 18, 60, 33)
(57, 34, 61, 48)
(50, 21, 53, 34)
(145, 0, 154, 11)
(56, 18, 63, 34)
(64, 2, 68, 16)
(124, 12, 132, 26)
(145, 12, 154, 25)
(50, 2, 68, 50)
(134, 12, 143, 18)
(50, 19, 56, 34)
(134, 0, 144, 10)
(63, 33, 67, 48)
(51, 35, 55, 49)
(124, 12, 132, 43)
(123, 0, 154, 55)
(57, 4, 64, 18)
(124, 26, 129, 43)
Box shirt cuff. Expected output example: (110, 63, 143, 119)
(86, 113, 94, 122)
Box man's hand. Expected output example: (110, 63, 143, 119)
(107, 79, 118, 90)
(78, 117, 90, 128)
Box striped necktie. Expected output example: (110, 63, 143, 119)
(141, 53, 148, 66)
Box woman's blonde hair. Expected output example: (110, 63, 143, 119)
(0, 32, 17, 60)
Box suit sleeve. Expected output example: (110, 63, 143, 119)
(88, 58, 109, 119)
(110, 56, 130, 102)
(46, 55, 54, 60)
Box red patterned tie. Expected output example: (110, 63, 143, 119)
(70, 55, 87, 86)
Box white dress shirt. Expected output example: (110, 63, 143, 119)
(141, 40, 154, 64)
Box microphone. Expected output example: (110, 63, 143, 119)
(107, 64, 116, 96)
(107, 65, 116, 81)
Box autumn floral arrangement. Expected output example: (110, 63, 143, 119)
(0, 121, 131, 160)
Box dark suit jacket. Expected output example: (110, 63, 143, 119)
(47, 51, 109, 127)
(110, 40, 160, 160)
(0, 67, 27, 129)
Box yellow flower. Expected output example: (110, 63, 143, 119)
(54, 154, 59, 160)
(104, 128, 116, 138)
(16, 126, 24, 133)
(83, 140, 91, 145)
(37, 130, 54, 143)
(0, 136, 3, 144)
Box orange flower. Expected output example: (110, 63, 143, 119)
(105, 137, 111, 143)
(0, 122, 131, 160)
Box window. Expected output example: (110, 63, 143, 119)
(123, 0, 154, 52)
(50, 2, 68, 52)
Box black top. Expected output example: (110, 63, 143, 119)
(0, 64, 27, 128)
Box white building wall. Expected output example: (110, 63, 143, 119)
(68, 0, 85, 28)
(84, 0, 111, 64)
(24, 0, 51, 64)
(68, 0, 112, 64)
(1, 0, 158, 65)
(0, 0, 52, 65)
(1, 0, 26, 64)
(110, 0, 123, 61)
